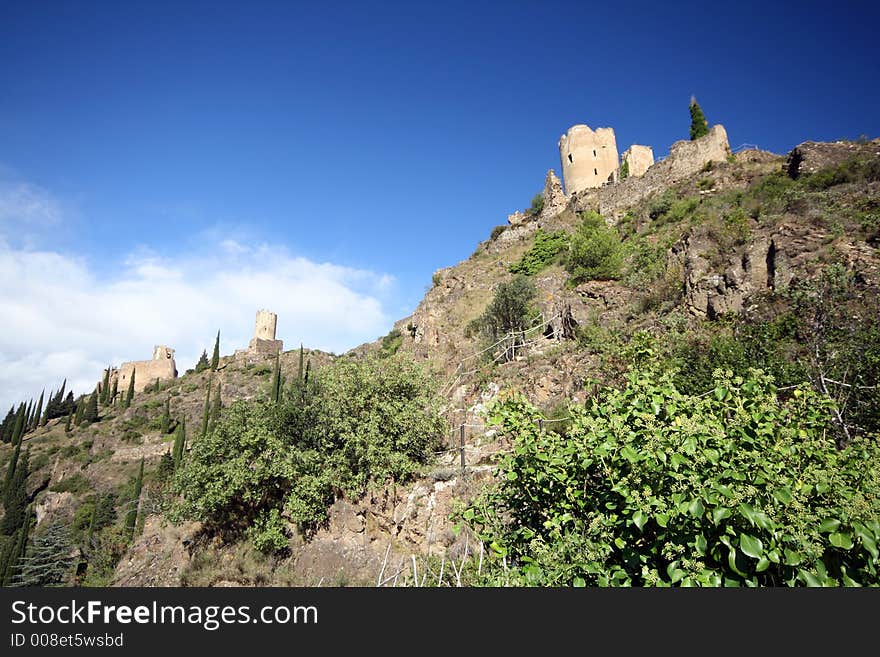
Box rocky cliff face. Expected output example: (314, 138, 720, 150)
(98, 136, 880, 586)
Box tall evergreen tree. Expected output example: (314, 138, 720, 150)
(2, 432, 22, 501)
(1, 406, 15, 443)
(124, 459, 144, 543)
(689, 96, 709, 140)
(65, 411, 72, 433)
(100, 367, 111, 405)
(82, 390, 99, 424)
(194, 350, 209, 373)
(2, 449, 30, 536)
(208, 382, 222, 434)
(23, 399, 33, 434)
(40, 390, 51, 427)
(74, 396, 85, 426)
(110, 378, 118, 406)
(160, 398, 171, 435)
(2, 505, 32, 586)
(31, 392, 44, 432)
(124, 369, 136, 409)
(201, 384, 212, 437)
(172, 418, 187, 471)
(15, 521, 75, 586)
(211, 330, 220, 371)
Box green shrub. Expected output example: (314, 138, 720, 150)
(509, 229, 569, 275)
(50, 473, 91, 495)
(465, 368, 880, 586)
(529, 193, 544, 216)
(380, 329, 403, 357)
(467, 275, 538, 345)
(490, 225, 507, 241)
(565, 212, 623, 282)
(170, 353, 446, 550)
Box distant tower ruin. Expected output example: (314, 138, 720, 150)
(621, 145, 655, 178)
(103, 345, 178, 396)
(247, 309, 283, 356)
(558, 125, 620, 194)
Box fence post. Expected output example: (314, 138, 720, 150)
(538, 418, 544, 432)
(460, 424, 465, 472)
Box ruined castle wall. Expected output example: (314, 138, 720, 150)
(622, 144, 655, 178)
(117, 355, 177, 394)
(254, 310, 277, 341)
(572, 125, 731, 221)
(559, 125, 619, 194)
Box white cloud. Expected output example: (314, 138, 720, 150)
(0, 181, 64, 228)
(0, 239, 395, 411)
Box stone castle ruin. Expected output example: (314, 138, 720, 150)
(102, 345, 178, 396)
(558, 125, 657, 194)
(235, 309, 283, 359)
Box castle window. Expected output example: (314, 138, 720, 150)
(568, 154, 573, 163)
(594, 168, 598, 176)
(593, 149, 597, 157)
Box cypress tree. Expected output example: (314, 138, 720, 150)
(23, 400, 33, 434)
(74, 396, 85, 426)
(65, 411, 72, 433)
(40, 390, 51, 427)
(124, 369, 136, 409)
(62, 391, 75, 417)
(100, 367, 110, 405)
(208, 382, 222, 434)
(2, 505, 32, 585)
(83, 390, 99, 424)
(2, 448, 30, 536)
(160, 398, 171, 434)
(195, 350, 209, 373)
(172, 418, 186, 471)
(2, 436, 22, 501)
(1, 406, 14, 443)
(201, 383, 212, 438)
(110, 378, 118, 406)
(211, 330, 220, 371)
(31, 392, 45, 432)
(689, 96, 709, 140)
(124, 459, 144, 543)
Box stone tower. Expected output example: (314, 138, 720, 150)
(253, 310, 277, 341)
(558, 125, 619, 195)
(248, 309, 283, 356)
(621, 145, 655, 178)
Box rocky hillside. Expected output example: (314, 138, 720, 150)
(2, 134, 878, 587)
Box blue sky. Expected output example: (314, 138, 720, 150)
(0, 0, 878, 408)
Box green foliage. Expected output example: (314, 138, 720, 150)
(490, 225, 507, 241)
(194, 350, 210, 374)
(201, 384, 212, 438)
(248, 508, 289, 553)
(211, 330, 220, 371)
(803, 157, 879, 191)
(270, 354, 283, 404)
(508, 229, 569, 276)
(528, 193, 544, 216)
(160, 398, 171, 434)
(49, 472, 91, 495)
(123, 369, 136, 409)
(565, 212, 623, 282)
(124, 459, 144, 543)
(2, 448, 29, 535)
(465, 369, 880, 586)
(82, 390, 99, 424)
(689, 97, 709, 140)
(15, 522, 75, 586)
(100, 368, 110, 405)
(380, 329, 404, 357)
(467, 274, 539, 354)
(619, 158, 630, 180)
(170, 353, 446, 550)
(172, 418, 187, 472)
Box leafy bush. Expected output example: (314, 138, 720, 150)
(50, 473, 91, 495)
(467, 275, 538, 346)
(490, 225, 507, 241)
(170, 353, 446, 551)
(508, 229, 569, 275)
(465, 368, 880, 586)
(528, 193, 544, 216)
(380, 329, 403, 357)
(565, 212, 623, 282)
